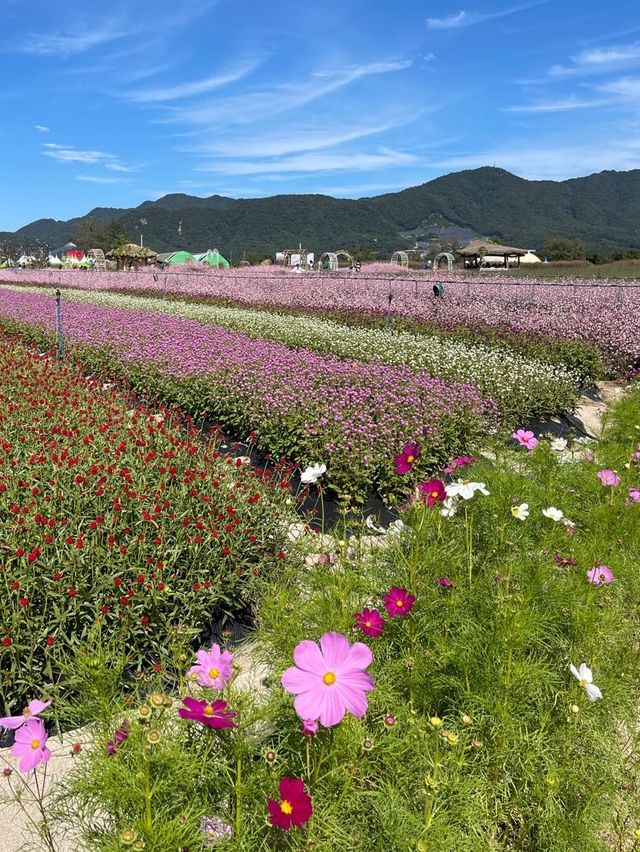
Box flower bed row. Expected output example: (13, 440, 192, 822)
(0, 334, 296, 713)
(11, 387, 640, 850)
(8, 285, 581, 423)
(0, 289, 496, 500)
(3, 267, 638, 368)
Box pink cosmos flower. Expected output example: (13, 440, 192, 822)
(0, 699, 51, 730)
(178, 697, 237, 729)
(586, 565, 615, 586)
(11, 718, 51, 772)
(267, 778, 313, 830)
(628, 487, 640, 503)
(106, 721, 129, 755)
(443, 455, 475, 474)
(436, 577, 453, 589)
(281, 632, 374, 728)
(417, 479, 446, 507)
(395, 442, 420, 475)
(188, 644, 233, 690)
(354, 607, 385, 638)
(512, 429, 538, 450)
(597, 469, 620, 487)
(300, 719, 319, 737)
(383, 587, 416, 618)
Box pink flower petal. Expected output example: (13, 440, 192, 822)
(318, 686, 347, 728)
(293, 639, 325, 673)
(334, 682, 370, 718)
(293, 688, 324, 722)
(340, 641, 373, 673)
(281, 666, 321, 695)
(319, 632, 350, 671)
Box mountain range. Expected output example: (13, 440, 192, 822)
(2, 167, 639, 257)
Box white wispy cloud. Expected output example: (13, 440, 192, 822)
(34, 124, 49, 133)
(19, 21, 128, 57)
(597, 76, 640, 99)
(506, 96, 610, 113)
(194, 147, 419, 176)
(76, 174, 128, 184)
(549, 42, 640, 77)
(162, 59, 413, 127)
(426, 1, 547, 30)
(125, 58, 263, 103)
(43, 146, 119, 165)
(186, 117, 413, 159)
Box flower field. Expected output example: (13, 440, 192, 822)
(3, 266, 639, 368)
(0, 287, 496, 499)
(0, 335, 294, 711)
(3, 379, 638, 850)
(1, 262, 639, 850)
(4, 284, 582, 422)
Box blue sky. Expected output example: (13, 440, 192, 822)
(1, 0, 639, 230)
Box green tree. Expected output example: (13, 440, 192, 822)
(543, 235, 586, 261)
(104, 219, 131, 251)
(71, 218, 108, 251)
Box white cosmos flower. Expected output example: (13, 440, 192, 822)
(445, 480, 490, 500)
(300, 463, 327, 484)
(440, 496, 458, 518)
(570, 663, 602, 701)
(550, 438, 568, 451)
(542, 507, 564, 522)
(511, 503, 529, 521)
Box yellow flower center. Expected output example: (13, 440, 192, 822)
(280, 800, 293, 815)
(406, 455, 414, 464)
(323, 671, 336, 685)
(31, 739, 40, 750)
(365, 620, 372, 628)
(208, 667, 220, 679)
(396, 599, 404, 607)
(22, 708, 31, 717)
(431, 491, 439, 498)
(579, 678, 588, 688)
(203, 704, 215, 716)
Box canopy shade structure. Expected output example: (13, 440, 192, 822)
(163, 251, 196, 265)
(459, 239, 528, 268)
(193, 249, 229, 268)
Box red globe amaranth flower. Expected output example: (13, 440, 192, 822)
(354, 607, 385, 638)
(68, 588, 77, 598)
(395, 442, 420, 475)
(383, 586, 416, 618)
(2, 637, 12, 647)
(177, 697, 237, 729)
(267, 778, 313, 830)
(417, 479, 446, 507)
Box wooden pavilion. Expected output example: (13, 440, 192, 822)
(458, 239, 527, 268)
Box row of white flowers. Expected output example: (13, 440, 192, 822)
(14, 285, 581, 421)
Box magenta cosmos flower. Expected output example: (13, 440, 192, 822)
(586, 565, 615, 586)
(300, 718, 319, 737)
(354, 607, 385, 638)
(436, 577, 453, 589)
(597, 469, 620, 487)
(188, 644, 233, 690)
(0, 699, 51, 730)
(513, 429, 538, 450)
(11, 718, 51, 772)
(383, 587, 416, 618)
(629, 487, 640, 503)
(395, 442, 420, 475)
(417, 479, 446, 507)
(178, 697, 237, 729)
(281, 632, 374, 728)
(267, 777, 313, 830)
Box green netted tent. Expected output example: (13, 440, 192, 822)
(166, 251, 196, 265)
(194, 249, 229, 268)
